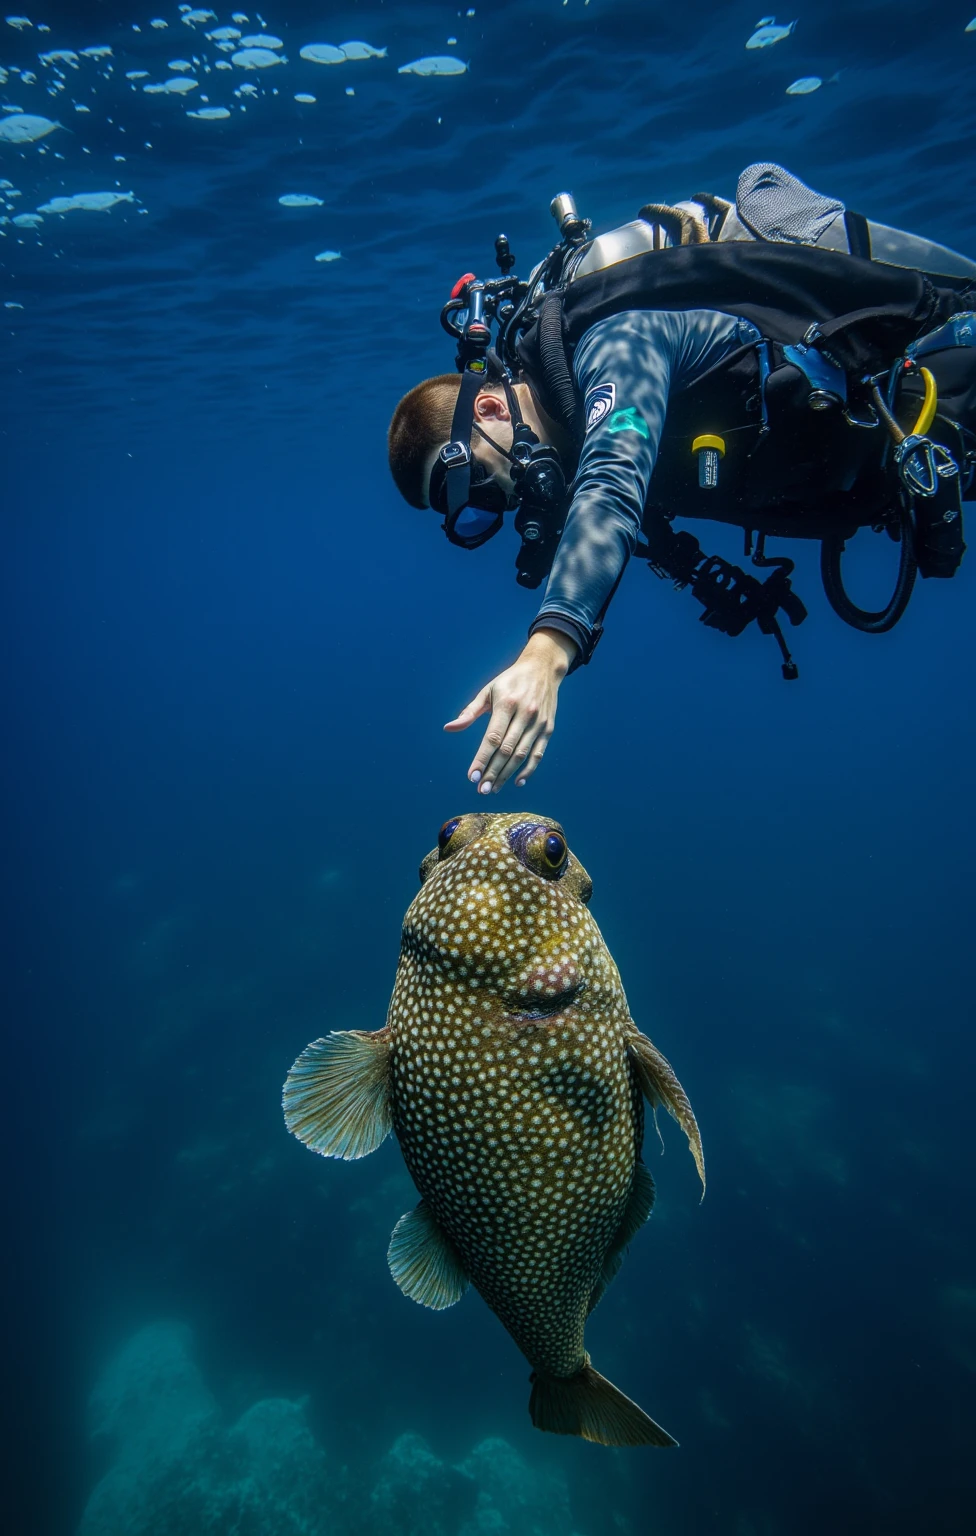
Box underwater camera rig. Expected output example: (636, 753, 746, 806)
(438, 194, 970, 680)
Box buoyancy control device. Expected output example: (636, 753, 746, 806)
(438, 166, 976, 678)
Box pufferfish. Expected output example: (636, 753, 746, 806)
(283, 813, 704, 1447)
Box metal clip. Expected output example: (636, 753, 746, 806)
(893, 435, 960, 499)
(843, 401, 879, 429)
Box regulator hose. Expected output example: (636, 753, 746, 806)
(820, 503, 917, 634)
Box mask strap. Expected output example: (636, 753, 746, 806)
(501, 376, 524, 428)
(502, 377, 540, 451)
(443, 366, 487, 516)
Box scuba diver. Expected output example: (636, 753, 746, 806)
(387, 164, 976, 794)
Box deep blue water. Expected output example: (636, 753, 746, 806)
(2, 2, 975, 1533)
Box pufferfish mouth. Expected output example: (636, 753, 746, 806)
(504, 979, 585, 1022)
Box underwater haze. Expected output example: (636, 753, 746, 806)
(2, 1, 976, 1532)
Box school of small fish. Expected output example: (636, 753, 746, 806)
(284, 812, 704, 1446)
(2, 2, 975, 291)
(37, 190, 134, 212)
(746, 18, 797, 50)
(0, 5, 474, 266)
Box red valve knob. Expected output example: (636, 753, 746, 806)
(450, 271, 477, 300)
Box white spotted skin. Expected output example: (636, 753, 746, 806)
(388, 814, 644, 1379)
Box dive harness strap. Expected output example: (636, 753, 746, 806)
(843, 210, 872, 261)
(517, 242, 973, 442)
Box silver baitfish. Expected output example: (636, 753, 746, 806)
(283, 813, 704, 1447)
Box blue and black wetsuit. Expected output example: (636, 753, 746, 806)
(528, 308, 760, 662)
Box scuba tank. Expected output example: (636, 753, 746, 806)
(570, 162, 976, 284)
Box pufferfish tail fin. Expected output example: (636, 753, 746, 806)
(529, 1356, 677, 1448)
(627, 1028, 706, 1196)
(283, 1029, 392, 1159)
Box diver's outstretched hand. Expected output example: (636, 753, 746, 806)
(444, 629, 577, 794)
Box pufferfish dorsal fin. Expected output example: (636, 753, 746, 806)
(388, 1200, 470, 1310)
(282, 1029, 392, 1160)
(627, 1028, 706, 1197)
(587, 1160, 656, 1316)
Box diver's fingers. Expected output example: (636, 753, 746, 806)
(469, 695, 522, 789)
(515, 729, 551, 788)
(443, 684, 491, 733)
(490, 712, 543, 791)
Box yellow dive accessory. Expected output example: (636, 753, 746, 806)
(910, 365, 938, 438)
(692, 433, 726, 489)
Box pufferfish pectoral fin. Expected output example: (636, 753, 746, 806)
(282, 1029, 392, 1160)
(388, 1200, 470, 1311)
(627, 1029, 706, 1196)
(587, 1160, 656, 1316)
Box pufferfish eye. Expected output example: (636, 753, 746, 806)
(544, 832, 567, 869)
(511, 823, 570, 881)
(421, 814, 485, 885)
(438, 817, 462, 852)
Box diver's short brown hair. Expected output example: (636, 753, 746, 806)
(387, 374, 463, 509)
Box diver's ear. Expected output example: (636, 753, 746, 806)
(474, 390, 511, 423)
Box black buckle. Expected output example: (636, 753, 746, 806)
(439, 440, 471, 470)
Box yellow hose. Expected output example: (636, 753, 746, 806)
(910, 366, 938, 437)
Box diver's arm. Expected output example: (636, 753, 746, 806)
(444, 628, 577, 793)
(448, 311, 750, 793)
(532, 308, 753, 661)
(529, 311, 674, 661)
